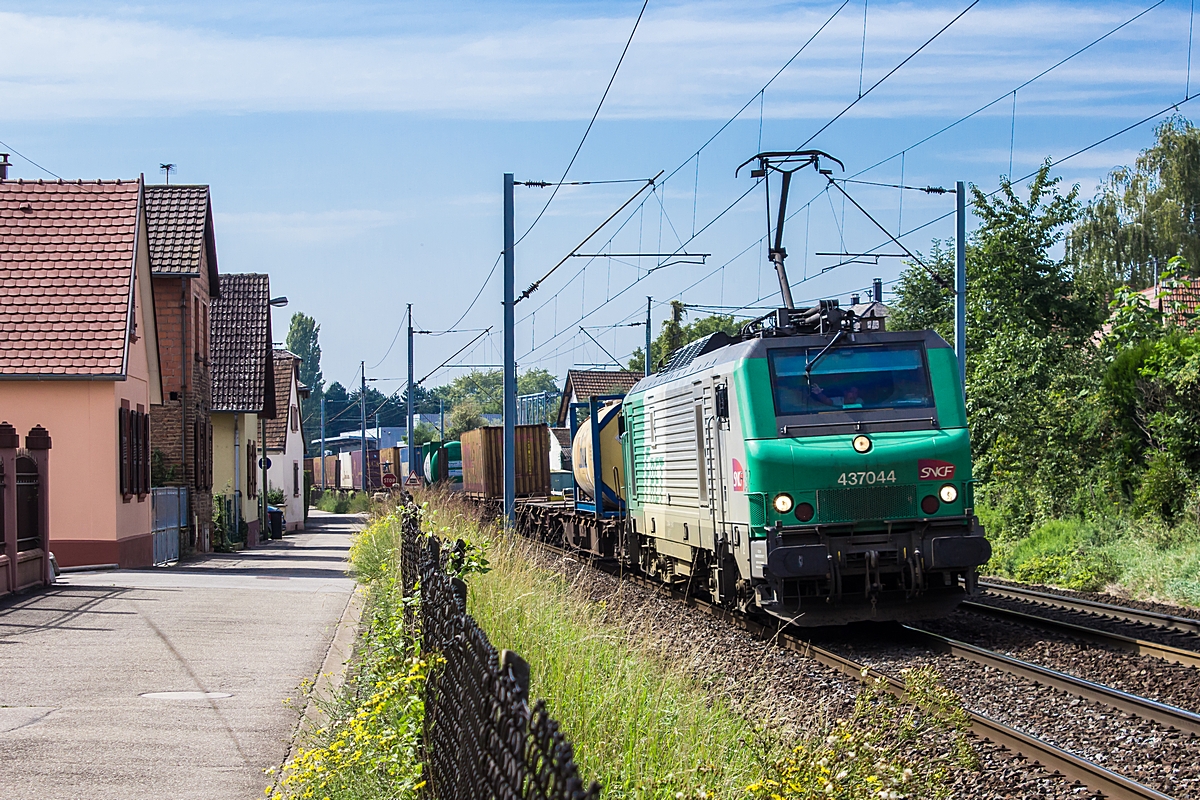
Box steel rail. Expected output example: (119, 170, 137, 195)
(979, 580, 1200, 637)
(537, 541, 1177, 800)
(903, 625, 1200, 737)
(963, 601, 1200, 669)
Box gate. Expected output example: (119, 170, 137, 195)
(15, 455, 40, 552)
(151, 487, 187, 565)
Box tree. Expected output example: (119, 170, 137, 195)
(447, 399, 485, 439)
(518, 368, 558, 396)
(1069, 116, 1200, 293)
(286, 313, 323, 395)
(627, 306, 741, 373)
(969, 164, 1097, 348)
(887, 240, 954, 342)
(427, 368, 557, 415)
(411, 421, 441, 447)
(287, 312, 324, 454)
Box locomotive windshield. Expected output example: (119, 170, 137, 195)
(769, 343, 934, 416)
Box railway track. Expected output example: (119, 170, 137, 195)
(553, 546, 1180, 800)
(978, 581, 1200, 637)
(962, 597, 1200, 669)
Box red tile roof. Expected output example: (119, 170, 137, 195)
(556, 369, 643, 425)
(0, 178, 141, 377)
(145, 185, 220, 292)
(210, 273, 276, 415)
(1138, 278, 1200, 323)
(265, 351, 298, 450)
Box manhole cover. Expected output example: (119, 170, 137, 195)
(139, 691, 232, 700)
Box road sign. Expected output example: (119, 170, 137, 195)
(404, 471, 421, 486)
(258, 457, 272, 469)
(382, 473, 397, 488)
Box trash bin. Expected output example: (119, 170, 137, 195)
(268, 506, 284, 540)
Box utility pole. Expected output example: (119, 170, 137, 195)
(439, 398, 445, 440)
(406, 303, 415, 478)
(320, 396, 326, 488)
(644, 296, 652, 377)
(360, 361, 367, 492)
(503, 173, 516, 528)
(955, 181, 967, 390)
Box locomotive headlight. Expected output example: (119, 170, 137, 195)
(939, 484, 959, 503)
(852, 435, 872, 454)
(773, 493, 794, 514)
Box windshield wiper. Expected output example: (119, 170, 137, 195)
(804, 329, 847, 380)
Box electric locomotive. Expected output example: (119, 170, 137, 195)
(561, 301, 990, 626)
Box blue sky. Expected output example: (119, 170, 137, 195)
(1, 0, 1195, 394)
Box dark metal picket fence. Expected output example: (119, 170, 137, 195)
(398, 505, 600, 800)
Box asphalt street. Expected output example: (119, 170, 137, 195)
(0, 510, 360, 800)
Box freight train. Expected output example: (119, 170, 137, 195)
(455, 301, 991, 626)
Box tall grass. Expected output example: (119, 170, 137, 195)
(469, 533, 767, 798)
(985, 509, 1200, 604)
(277, 492, 976, 800)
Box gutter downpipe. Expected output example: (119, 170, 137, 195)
(233, 413, 241, 542)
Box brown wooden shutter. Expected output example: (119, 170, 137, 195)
(142, 412, 151, 495)
(119, 406, 129, 497)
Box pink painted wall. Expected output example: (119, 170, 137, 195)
(0, 202, 161, 567)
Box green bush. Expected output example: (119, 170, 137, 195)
(1135, 451, 1191, 519)
(991, 519, 1118, 591)
(316, 491, 350, 514)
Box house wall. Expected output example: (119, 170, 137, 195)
(212, 411, 261, 546)
(266, 378, 306, 530)
(0, 380, 153, 567)
(149, 247, 214, 554)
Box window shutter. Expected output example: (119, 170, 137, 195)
(119, 407, 128, 496)
(142, 412, 151, 495)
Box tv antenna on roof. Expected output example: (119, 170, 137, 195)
(160, 163, 176, 185)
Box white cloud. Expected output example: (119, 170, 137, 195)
(0, 2, 1189, 121)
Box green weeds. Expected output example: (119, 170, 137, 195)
(276, 493, 977, 799)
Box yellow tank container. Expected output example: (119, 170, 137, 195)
(572, 400, 625, 510)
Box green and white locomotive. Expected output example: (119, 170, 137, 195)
(558, 301, 990, 626)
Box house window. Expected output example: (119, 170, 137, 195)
(247, 439, 258, 499)
(293, 461, 300, 497)
(290, 405, 300, 433)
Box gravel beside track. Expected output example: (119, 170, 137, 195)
(525, 543, 1104, 800)
(824, 630, 1200, 799)
(923, 610, 1200, 714)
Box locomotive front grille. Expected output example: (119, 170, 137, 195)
(748, 492, 768, 527)
(817, 485, 918, 523)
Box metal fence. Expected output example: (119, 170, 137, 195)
(399, 508, 600, 800)
(516, 391, 561, 426)
(151, 487, 187, 565)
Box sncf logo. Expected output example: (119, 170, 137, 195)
(731, 458, 746, 492)
(918, 459, 956, 480)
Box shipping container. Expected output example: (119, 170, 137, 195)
(460, 424, 550, 499)
(379, 447, 404, 481)
(348, 449, 383, 491)
(316, 454, 341, 489)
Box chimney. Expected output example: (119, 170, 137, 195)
(0, 154, 9, 180)
(873, 277, 883, 303)
(850, 293, 860, 306)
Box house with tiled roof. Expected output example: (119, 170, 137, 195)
(210, 273, 276, 547)
(0, 177, 164, 568)
(265, 349, 309, 531)
(146, 184, 220, 554)
(555, 369, 643, 426)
